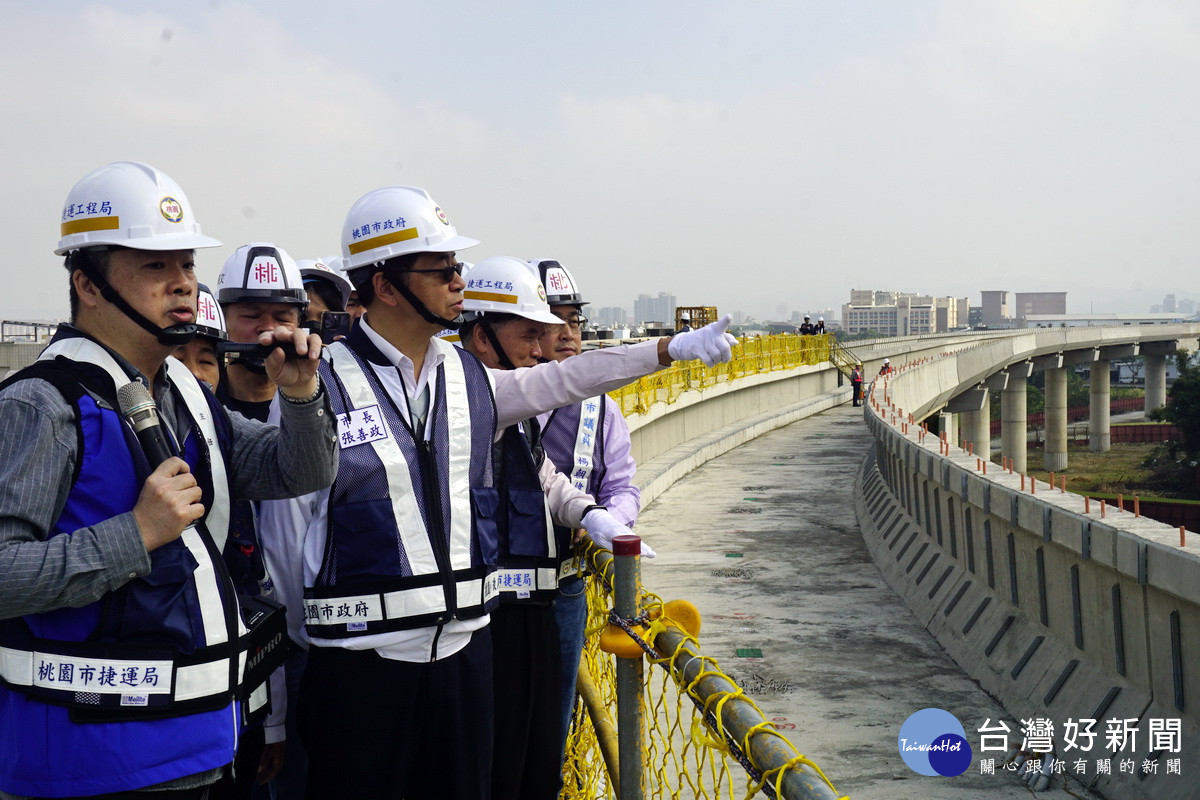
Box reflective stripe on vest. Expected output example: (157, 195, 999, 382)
(568, 395, 602, 493)
(306, 339, 490, 637)
(36, 339, 237, 651)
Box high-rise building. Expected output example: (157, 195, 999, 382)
(1013, 292, 1067, 319)
(632, 292, 676, 325)
(841, 290, 966, 335)
(592, 306, 628, 327)
(980, 290, 1010, 326)
(1164, 294, 1177, 313)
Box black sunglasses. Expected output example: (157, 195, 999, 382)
(406, 262, 464, 283)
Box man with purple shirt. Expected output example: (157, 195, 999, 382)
(531, 259, 643, 753)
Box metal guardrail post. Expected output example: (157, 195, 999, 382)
(585, 539, 844, 800)
(611, 534, 646, 800)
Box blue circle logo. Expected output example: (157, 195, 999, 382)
(898, 708, 972, 776)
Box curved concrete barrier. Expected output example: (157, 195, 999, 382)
(855, 323, 1200, 800)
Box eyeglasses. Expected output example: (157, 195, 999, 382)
(406, 262, 464, 283)
(552, 312, 589, 332)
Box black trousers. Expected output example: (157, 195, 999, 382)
(490, 603, 563, 800)
(298, 630, 494, 800)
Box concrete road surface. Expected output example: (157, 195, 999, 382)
(635, 402, 1101, 799)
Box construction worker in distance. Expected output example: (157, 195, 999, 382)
(0, 161, 335, 798)
(814, 316, 826, 334)
(677, 310, 692, 332)
(215, 243, 309, 423)
(530, 258, 643, 757)
(172, 284, 289, 799)
(254, 183, 737, 800)
(799, 314, 816, 335)
(851, 362, 864, 407)
(879, 357, 892, 376)
(460, 256, 642, 800)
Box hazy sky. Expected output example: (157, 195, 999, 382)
(3, 0, 1199, 322)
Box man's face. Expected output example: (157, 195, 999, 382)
(537, 304, 584, 362)
(173, 337, 221, 390)
(306, 287, 331, 317)
(472, 317, 546, 369)
(398, 252, 464, 323)
(103, 248, 197, 337)
(224, 302, 301, 344)
(345, 291, 364, 320)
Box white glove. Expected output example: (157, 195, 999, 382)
(582, 508, 656, 558)
(667, 314, 738, 367)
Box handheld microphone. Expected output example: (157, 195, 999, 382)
(116, 381, 177, 469)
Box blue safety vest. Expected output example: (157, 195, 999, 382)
(302, 328, 502, 639)
(0, 334, 243, 797)
(491, 419, 570, 602)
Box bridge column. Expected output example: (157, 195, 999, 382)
(1089, 360, 1111, 453)
(947, 386, 989, 461)
(1001, 365, 1030, 474)
(1044, 367, 1068, 471)
(1145, 353, 1168, 413)
(939, 410, 958, 448)
(962, 403, 990, 461)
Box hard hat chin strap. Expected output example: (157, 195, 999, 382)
(72, 252, 196, 347)
(390, 272, 462, 331)
(478, 317, 518, 371)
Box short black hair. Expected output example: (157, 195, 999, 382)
(65, 248, 113, 322)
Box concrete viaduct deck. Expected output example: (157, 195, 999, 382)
(623, 323, 1200, 800)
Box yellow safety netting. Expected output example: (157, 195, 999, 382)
(608, 334, 833, 416)
(560, 548, 847, 800)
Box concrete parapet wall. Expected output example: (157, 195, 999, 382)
(0, 341, 46, 374)
(856, 323, 1200, 800)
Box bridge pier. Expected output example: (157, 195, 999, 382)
(1044, 366, 1068, 471)
(1000, 362, 1032, 474)
(961, 400, 990, 461)
(1089, 359, 1110, 452)
(938, 409, 958, 447)
(1145, 354, 1167, 412)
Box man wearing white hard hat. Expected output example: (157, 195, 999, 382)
(459, 256, 646, 800)
(172, 284, 290, 798)
(256, 184, 736, 799)
(215, 243, 310, 424)
(296, 257, 351, 317)
(530, 258, 643, 758)
(0, 162, 336, 798)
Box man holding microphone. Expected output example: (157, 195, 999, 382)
(0, 161, 337, 799)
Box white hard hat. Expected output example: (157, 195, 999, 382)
(435, 328, 463, 346)
(56, 161, 222, 255)
(297, 257, 353, 308)
(680, 311, 691, 320)
(884, 358, 890, 363)
(340, 185, 478, 273)
(528, 259, 588, 306)
(462, 256, 561, 324)
(217, 242, 307, 306)
(818, 317, 824, 322)
(195, 283, 227, 341)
